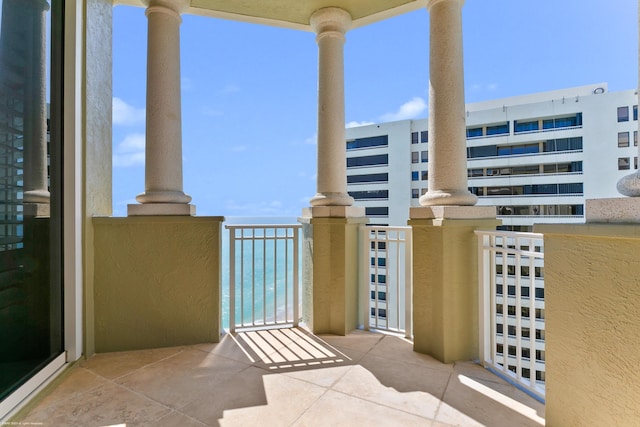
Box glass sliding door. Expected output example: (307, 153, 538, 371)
(0, 0, 63, 403)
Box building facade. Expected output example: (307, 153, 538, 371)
(346, 83, 639, 229)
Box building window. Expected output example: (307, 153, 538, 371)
(365, 207, 389, 217)
(634, 105, 638, 121)
(420, 131, 428, 142)
(411, 152, 419, 163)
(411, 188, 419, 199)
(618, 132, 630, 147)
(421, 171, 428, 181)
(522, 327, 530, 338)
(618, 106, 630, 122)
(347, 135, 388, 150)
(348, 173, 388, 184)
(349, 190, 389, 200)
(411, 171, 419, 181)
(635, 131, 638, 146)
(421, 188, 427, 195)
(411, 132, 419, 144)
(619, 157, 631, 170)
(486, 122, 510, 136)
(636, 157, 638, 170)
(467, 127, 483, 138)
(421, 151, 428, 163)
(536, 350, 546, 362)
(514, 120, 539, 133)
(347, 154, 388, 168)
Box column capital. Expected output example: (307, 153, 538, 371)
(144, 0, 190, 15)
(426, 0, 464, 11)
(310, 7, 351, 36)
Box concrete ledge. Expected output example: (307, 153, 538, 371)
(127, 203, 196, 216)
(586, 197, 640, 223)
(410, 205, 496, 220)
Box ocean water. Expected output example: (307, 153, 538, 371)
(221, 217, 301, 329)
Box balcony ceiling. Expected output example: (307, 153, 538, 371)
(115, 0, 428, 30)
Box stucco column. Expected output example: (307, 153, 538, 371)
(21, 0, 50, 210)
(309, 7, 354, 208)
(129, 0, 194, 216)
(420, 0, 476, 206)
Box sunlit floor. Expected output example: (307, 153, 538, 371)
(17, 328, 545, 426)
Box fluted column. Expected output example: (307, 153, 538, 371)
(420, 0, 476, 206)
(129, 0, 194, 216)
(309, 7, 354, 208)
(22, 0, 50, 209)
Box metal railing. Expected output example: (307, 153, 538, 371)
(226, 224, 301, 333)
(476, 230, 545, 400)
(360, 226, 412, 338)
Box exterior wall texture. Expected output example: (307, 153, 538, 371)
(92, 217, 223, 352)
(537, 223, 640, 426)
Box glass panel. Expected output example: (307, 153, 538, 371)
(0, 0, 64, 401)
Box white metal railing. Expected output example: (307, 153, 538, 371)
(360, 226, 412, 338)
(476, 230, 545, 401)
(226, 224, 301, 333)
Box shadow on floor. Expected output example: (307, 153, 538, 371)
(16, 327, 545, 427)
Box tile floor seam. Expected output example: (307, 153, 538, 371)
(284, 376, 336, 427)
(432, 371, 454, 423)
(83, 347, 189, 382)
(23, 366, 106, 413)
(326, 387, 437, 423)
(158, 408, 213, 427)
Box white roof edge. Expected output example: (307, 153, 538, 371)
(465, 83, 610, 112)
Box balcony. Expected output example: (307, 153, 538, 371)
(17, 328, 544, 426)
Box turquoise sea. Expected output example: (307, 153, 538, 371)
(221, 217, 301, 330)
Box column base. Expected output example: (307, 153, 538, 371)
(419, 190, 478, 207)
(23, 202, 50, 218)
(409, 211, 500, 363)
(309, 192, 355, 207)
(128, 203, 196, 216)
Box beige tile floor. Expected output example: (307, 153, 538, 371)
(16, 328, 545, 426)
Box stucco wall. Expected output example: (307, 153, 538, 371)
(409, 218, 499, 363)
(536, 224, 640, 426)
(83, 0, 113, 357)
(92, 216, 223, 352)
(308, 217, 366, 335)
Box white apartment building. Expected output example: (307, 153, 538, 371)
(346, 83, 639, 230)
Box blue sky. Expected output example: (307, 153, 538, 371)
(112, 0, 637, 217)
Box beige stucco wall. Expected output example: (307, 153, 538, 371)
(92, 216, 223, 352)
(306, 217, 366, 335)
(536, 224, 640, 426)
(83, 0, 113, 357)
(410, 218, 499, 363)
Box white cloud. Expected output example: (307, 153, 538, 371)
(304, 134, 317, 145)
(112, 97, 145, 126)
(346, 120, 375, 128)
(380, 97, 427, 122)
(113, 133, 145, 167)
